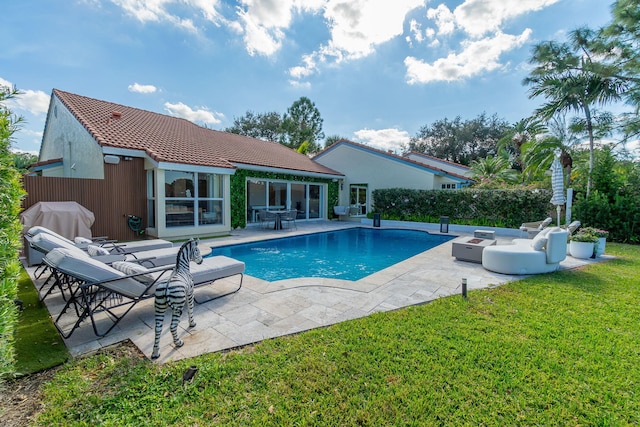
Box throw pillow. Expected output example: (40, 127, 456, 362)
(74, 237, 93, 245)
(112, 261, 155, 283)
(87, 244, 110, 256)
(531, 237, 548, 251)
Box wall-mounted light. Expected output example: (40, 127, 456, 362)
(104, 155, 120, 165)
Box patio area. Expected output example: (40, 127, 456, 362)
(24, 220, 609, 364)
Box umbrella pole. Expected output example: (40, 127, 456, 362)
(557, 205, 561, 227)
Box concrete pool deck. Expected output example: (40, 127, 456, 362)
(25, 221, 611, 363)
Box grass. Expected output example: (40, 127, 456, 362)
(23, 244, 640, 425)
(14, 270, 69, 375)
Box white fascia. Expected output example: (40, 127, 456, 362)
(233, 162, 343, 180)
(101, 147, 235, 175)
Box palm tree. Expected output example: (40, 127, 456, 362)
(520, 113, 579, 185)
(523, 28, 627, 197)
(469, 154, 520, 185)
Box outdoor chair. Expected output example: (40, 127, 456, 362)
(333, 206, 349, 220)
(281, 209, 298, 230)
(259, 210, 277, 229)
(44, 247, 175, 339)
(482, 227, 568, 275)
(42, 247, 245, 338)
(26, 225, 173, 254)
(519, 217, 553, 238)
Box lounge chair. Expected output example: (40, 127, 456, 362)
(28, 232, 181, 268)
(519, 217, 553, 239)
(482, 227, 568, 275)
(26, 225, 173, 254)
(43, 247, 245, 338)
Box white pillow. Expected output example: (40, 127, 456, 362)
(112, 261, 154, 283)
(531, 236, 548, 251)
(87, 244, 110, 256)
(74, 236, 93, 245)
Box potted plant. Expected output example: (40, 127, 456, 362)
(569, 230, 598, 259)
(581, 227, 609, 256)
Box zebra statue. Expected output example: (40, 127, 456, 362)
(151, 238, 203, 359)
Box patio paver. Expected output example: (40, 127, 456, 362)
(24, 220, 611, 364)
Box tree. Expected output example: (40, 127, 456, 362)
(12, 151, 37, 173)
(224, 110, 283, 142)
(523, 27, 627, 197)
(520, 113, 579, 185)
(469, 153, 520, 186)
(324, 135, 347, 149)
(280, 97, 324, 154)
(596, 0, 640, 140)
(497, 117, 546, 171)
(408, 113, 510, 164)
(0, 83, 26, 377)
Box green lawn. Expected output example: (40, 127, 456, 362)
(28, 243, 640, 425)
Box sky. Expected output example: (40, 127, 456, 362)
(1, 0, 624, 156)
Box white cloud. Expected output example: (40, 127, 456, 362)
(0, 78, 50, 115)
(128, 82, 158, 94)
(288, 0, 423, 81)
(427, 4, 455, 36)
(353, 127, 411, 152)
(164, 101, 224, 124)
(405, 29, 531, 84)
(323, 0, 423, 59)
(111, 0, 199, 32)
(452, 0, 559, 38)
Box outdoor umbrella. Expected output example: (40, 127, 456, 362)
(550, 157, 566, 226)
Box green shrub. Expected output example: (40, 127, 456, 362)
(372, 188, 552, 229)
(0, 85, 26, 379)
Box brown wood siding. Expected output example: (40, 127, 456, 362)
(22, 158, 148, 241)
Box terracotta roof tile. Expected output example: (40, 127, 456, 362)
(53, 89, 342, 177)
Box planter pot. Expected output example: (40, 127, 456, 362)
(570, 241, 595, 259)
(595, 237, 606, 257)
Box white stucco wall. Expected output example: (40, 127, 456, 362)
(40, 96, 105, 179)
(315, 144, 438, 210)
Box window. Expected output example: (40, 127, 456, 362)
(441, 183, 456, 190)
(164, 170, 223, 228)
(349, 185, 368, 216)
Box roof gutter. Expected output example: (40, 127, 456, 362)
(232, 162, 344, 180)
(102, 147, 235, 174)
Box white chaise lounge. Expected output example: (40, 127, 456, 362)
(43, 247, 245, 338)
(482, 227, 568, 275)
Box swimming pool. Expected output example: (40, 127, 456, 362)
(209, 228, 454, 281)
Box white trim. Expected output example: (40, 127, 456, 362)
(101, 147, 234, 174)
(233, 162, 343, 179)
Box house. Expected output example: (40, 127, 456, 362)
(313, 140, 474, 218)
(28, 89, 343, 239)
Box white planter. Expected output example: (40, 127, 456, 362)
(570, 241, 595, 259)
(595, 237, 606, 257)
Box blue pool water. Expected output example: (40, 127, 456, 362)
(209, 228, 454, 281)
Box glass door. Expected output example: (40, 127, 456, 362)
(349, 185, 368, 216)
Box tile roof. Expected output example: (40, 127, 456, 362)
(314, 139, 473, 182)
(52, 89, 342, 177)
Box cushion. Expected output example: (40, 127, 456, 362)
(531, 237, 548, 251)
(87, 244, 110, 256)
(74, 236, 93, 245)
(112, 261, 155, 284)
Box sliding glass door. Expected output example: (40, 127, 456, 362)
(246, 179, 324, 224)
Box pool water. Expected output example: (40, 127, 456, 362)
(209, 228, 454, 281)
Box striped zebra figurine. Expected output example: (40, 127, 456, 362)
(151, 239, 203, 359)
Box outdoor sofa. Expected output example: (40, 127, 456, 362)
(482, 227, 568, 275)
